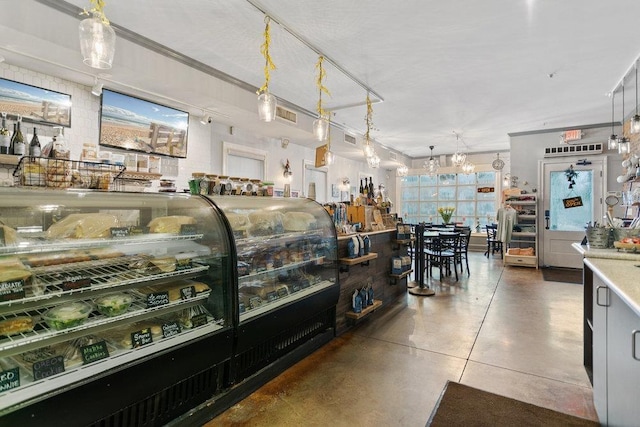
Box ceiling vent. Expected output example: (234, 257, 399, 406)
(276, 106, 297, 124)
(543, 143, 603, 157)
(343, 134, 357, 145)
(389, 152, 397, 161)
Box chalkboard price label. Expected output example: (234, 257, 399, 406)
(239, 302, 246, 313)
(61, 274, 92, 291)
(180, 286, 196, 300)
(131, 328, 153, 348)
(180, 224, 198, 236)
(0, 279, 25, 302)
(266, 291, 277, 302)
(249, 296, 262, 309)
(128, 226, 148, 235)
(110, 227, 130, 238)
(162, 321, 181, 338)
(32, 355, 65, 380)
(175, 257, 193, 271)
(277, 287, 288, 298)
(146, 291, 170, 308)
(80, 341, 110, 365)
(0, 367, 20, 392)
(190, 313, 207, 328)
(291, 283, 301, 293)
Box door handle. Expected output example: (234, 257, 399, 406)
(544, 209, 550, 230)
(633, 330, 640, 361)
(595, 286, 609, 307)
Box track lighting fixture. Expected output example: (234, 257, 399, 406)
(90, 77, 103, 97)
(199, 114, 211, 125)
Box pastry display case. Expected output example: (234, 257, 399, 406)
(0, 188, 234, 426)
(208, 196, 339, 382)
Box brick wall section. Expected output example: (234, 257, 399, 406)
(335, 230, 408, 335)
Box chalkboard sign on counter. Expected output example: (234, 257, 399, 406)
(128, 226, 148, 235)
(110, 227, 130, 238)
(0, 278, 26, 302)
(191, 313, 207, 328)
(180, 286, 196, 300)
(61, 273, 92, 291)
(162, 321, 181, 338)
(131, 328, 153, 348)
(33, 355, 65, 380)
(0, 367, 20, 392)
(180, 224, 198, 236)
(266, 291, 277, 302)
(146, 291, 170, 308)
(80, 341, 110, 364)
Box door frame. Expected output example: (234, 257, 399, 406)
(538, 155, 608, 268)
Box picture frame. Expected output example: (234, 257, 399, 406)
(0, 77, 72, 127)
(331, 184, 339, 198)
(99, 89, 189, 158)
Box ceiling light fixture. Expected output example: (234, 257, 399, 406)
(256, 16, 277, 122)
(324, 115, 335, 166)
(313, 55, 330, 141)
(397, 164, 409, 177)
(423, 145, 440, 176)
(367, 152, 380, 169)
(79, 0, 116, 70)
(90, 76, 103, 96)
(363, 93, 376, 158)
(461, 160, 475, 174)
(451, 132, 466, 167)
(491, 153, 505, 171)
(632, 61, 640, 134)
(618, 82, 630, 154)
(199, 112, 211, 125)
(608, 91, 618, 150)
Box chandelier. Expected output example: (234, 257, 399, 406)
(367, 152, 381, 168)
(313, 56, 330, 141)
(423, 145, 440, 176)
(79, 0, 116, 70)
(256, 16, 277, 122)
(461, 160, 475, 174)
(492, 153, 505, 171)
(451, 132, 466, 167)
(397, 164, 408, 176)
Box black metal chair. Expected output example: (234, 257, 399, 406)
(454, 226, 471, 275)
(424, 232, 459, 281)
(485, 223, 502, 257)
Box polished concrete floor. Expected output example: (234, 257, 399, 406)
(209, 252, 598, 426)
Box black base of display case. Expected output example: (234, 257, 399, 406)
(168, 327, 335, 427)
(2, 332, 233, 427)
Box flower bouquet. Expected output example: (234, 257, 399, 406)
(438, 206, 455, 224)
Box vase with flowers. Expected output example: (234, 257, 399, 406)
(438, 206, 455, 224)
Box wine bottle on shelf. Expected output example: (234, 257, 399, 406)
(13, 118, 26, 157)
(29, 127, 41, 157)
(359, 179, 364, 196)
(9, 123, 16, 155)
(368, 177, 374, 198)
(0, 113, 10, 155)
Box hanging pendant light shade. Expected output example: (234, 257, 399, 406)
(608, 91, 618, 150)
(256, 17, 277, 122)
(492, 153, 505, 171)
(451, 132, 466, 167)
(632, 62, 640, 134)
(462, 160, 475, 174)
(423, 145, 440, 176)
(313, 56, 331, 141)
(79, 8, 116, 70)
(618, 137, 631, 154)
(397, 164, 408, 177)
(313, 117, 329, 141)
(364, 141, 374, 158)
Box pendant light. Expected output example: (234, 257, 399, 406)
(256, 17, 277, 122)
(324, 116, 335, 166)
(397, 164, 409, 177)
(461, 160, 475, 174)
(608, 91, 618, 150)
(618, 82, 630, 154)
(313, 56, 330, 141)
(423, 145, 440, 176)
(363, 94, 375, 158)
(632, 61, 640, 134)
(79, 0, 116, 70)
(492, 153, 505, 171)
(451, 132, 466, 167)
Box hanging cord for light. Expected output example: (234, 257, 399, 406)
(363, 94, 375, 158)
(618, 82, 630, 154)
(632, 61, 640, 134)
(256, 16, 277, 122)
(608, 91, 617, 150)
(313, 56, 331, 141)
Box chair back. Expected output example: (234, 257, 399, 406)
(455, 227, 472, 250)
(486, 223, 498, 240)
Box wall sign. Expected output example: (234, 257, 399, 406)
(563, 196, 583, 208)
(477, 187, 495, 193)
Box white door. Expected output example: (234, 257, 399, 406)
(541, 158, 604, 268)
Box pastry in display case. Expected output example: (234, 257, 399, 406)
(0, 188, 234, 425)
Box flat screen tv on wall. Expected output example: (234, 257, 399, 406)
(99, 89, 189, 158)
(0, 77, 72, 127)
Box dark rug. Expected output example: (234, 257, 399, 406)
(541, 267, 583, 284)
(427, 381, 598, 427)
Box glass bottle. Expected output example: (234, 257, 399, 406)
(29, 127, 41, 157)
(9, 123, 16, 155)
(359, 179, 364, 195)
(12, 117, 25, 156)
(0, 113, 10, 155)
(368, 177, 374, 197)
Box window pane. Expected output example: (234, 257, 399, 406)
(549, 170, 592, 231)
(420, 186, 438, 200)
(477, 171, 496, 185)
(420, 175, 437, 186)
(438, 187, 456, 200)
(404, 175, 419, 187)
(402, 187, 419, 201)
(458, 173, 476, 185)
(438, 174, 456, 185)
(458, 185, 475, 200)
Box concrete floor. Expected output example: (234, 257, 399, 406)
(208, 253, 598, 426)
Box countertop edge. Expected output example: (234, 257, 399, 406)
(584, 257, 640, 317)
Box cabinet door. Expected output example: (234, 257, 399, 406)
(592, 276, 608, 423)
(607, 290, 640, 427)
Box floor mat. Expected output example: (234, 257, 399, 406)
(427, 381, 598, 427)
(542, 267, 583, 284)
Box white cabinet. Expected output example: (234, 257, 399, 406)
(502, 193, 538, 268)
(591, 271, 640, 426)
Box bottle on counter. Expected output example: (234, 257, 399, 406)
(368, 177, 374, 199)
(29, 127, 41, 157)
(0, 113, 10, 155)
(359, 179, 364, 195)
(12, 116, 25, 157)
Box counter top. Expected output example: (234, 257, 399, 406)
(337, 228, 394, 241)
(584, 257, 640, 317)
(571, 242, 640, 261)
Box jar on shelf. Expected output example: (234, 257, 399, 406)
(218, 175, 231, 195)
(206, 174, 218, 195)
(229, 177, 242, 195)
(250, 179, 261, 196)
(190, 172, 205, 195)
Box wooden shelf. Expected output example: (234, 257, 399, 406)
(119, 171, 162, 181)
(345, 299, 382, 320)
(338, 252, 377, 266)
(390, 269, 413, 280)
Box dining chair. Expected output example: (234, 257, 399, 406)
(454, 226, 471, 275)
(485, 223, 502, 258)
(424, 232, 459, 281)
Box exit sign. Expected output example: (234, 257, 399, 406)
(562, 129, 582, 142)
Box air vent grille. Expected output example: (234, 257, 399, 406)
(344, 134, 356, 145)
(543, 143, 603, 157)
(276, 106, 297, 124)
(389, 152, 397, 161)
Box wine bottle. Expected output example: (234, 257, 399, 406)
(0, 113, 10, 155)
(13, 118, 25, 156)
(368, 177, 374, 198)
(9, 123, 16, 155)
(29, 127, 41, 157)
(359, 179, 364, 195)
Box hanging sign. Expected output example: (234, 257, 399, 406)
(563, 196, 583, 208)
(315, 144, 329, 167)
(562, 129, 582, 143)
(477, 187, 495, 193)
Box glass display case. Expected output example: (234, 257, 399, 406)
(209, 196, 339, 381)
(0, 188, 233, 425)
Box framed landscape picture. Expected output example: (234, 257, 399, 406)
(99, 89, 189, 158)
(0, 78, 72, 127)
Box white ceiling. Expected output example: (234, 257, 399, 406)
(4, 0, 640, 162)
